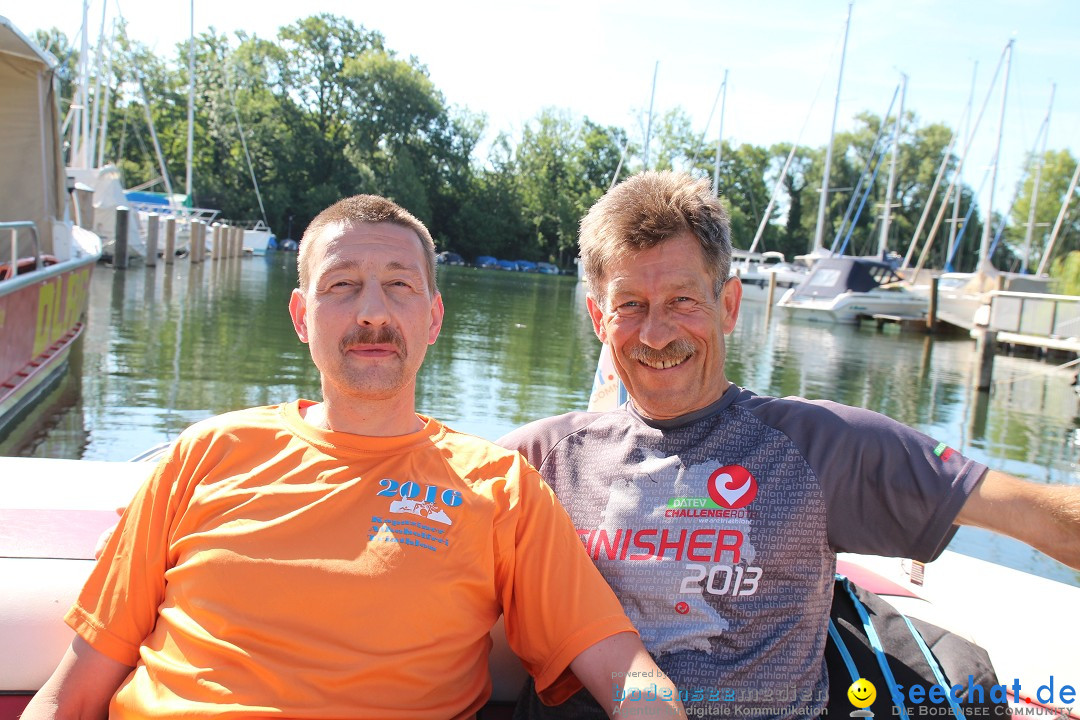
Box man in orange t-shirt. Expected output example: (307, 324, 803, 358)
(23, 195, 685, 719)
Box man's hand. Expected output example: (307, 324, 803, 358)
(571, 631, 685, 718)
(958, 470, 1080, 569)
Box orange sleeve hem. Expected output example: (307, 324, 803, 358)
(64, 603, 141, 667)
(532, 614, 638, 706)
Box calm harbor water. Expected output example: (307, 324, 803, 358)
(4, 256, 1079, 586)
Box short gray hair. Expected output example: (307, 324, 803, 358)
(578, 171, 731, 305)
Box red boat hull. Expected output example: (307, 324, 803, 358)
(0, 256, 95, 436)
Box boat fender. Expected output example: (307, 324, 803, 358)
(823, 575, 1007, 719)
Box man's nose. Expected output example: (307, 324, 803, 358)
(637, 307, 677, 349)
(355, 283, 391, 325)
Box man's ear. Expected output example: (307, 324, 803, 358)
(586, 294, 608, 343)
(428, 292, 445, 345)
(289, 288, 309, 343)
(720, 277, 742, 334)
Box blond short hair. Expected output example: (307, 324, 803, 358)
(578, 171, 731, 306)
(297, 195, 437, 295)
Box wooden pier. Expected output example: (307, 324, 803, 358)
(863, 313, 928, 332)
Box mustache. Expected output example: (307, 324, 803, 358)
(625, 338, 696, 364)
(339, 326, 407, 356)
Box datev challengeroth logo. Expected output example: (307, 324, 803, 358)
(707, 465, 758, 509)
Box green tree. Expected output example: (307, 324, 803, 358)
(1008, 150, 1080, 273)
(1050, 251, 1080, 295)
(33, 28, 78, 117)
(514, 109, 604, 265)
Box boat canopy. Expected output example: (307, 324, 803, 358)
(789, 258, 904, 301)
(0, 16, 66, 256)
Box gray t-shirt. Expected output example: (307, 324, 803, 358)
(498, 384, 987, 720)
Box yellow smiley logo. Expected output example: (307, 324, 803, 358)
(848, 678, 877, 708)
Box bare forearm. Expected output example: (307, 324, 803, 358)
(572, 631, 685, 718)
(958, 471, 1080, 569)
(612, 667, 684, 718)
(20, 638, 131, 720)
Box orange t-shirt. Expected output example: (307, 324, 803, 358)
(66, 402, 634, 719)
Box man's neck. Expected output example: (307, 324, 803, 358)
(631, 379, 731, 422)
(301, 396, 424, 437)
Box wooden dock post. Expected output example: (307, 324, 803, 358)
(114, 207, 129, 269)
(766, 272, 778, 307)
(190, 220, 204, 264)
(974, 329, 997, 391)
(164, 218, 176, 263)
(145, 214, 158, 267)
(212, 223, 222, 261)
(926, 276, 938, 333)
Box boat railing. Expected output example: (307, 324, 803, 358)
(125, 202, 221, 225)
(1, 221, 40, 280)
(988, 290, 1080, 339)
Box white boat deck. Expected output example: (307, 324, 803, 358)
(3, 458, 1078, 711)
(840, 551, 1080, 708)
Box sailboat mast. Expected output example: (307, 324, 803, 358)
(812, 1, 852, 255)
(72, 0, 90, 168)
(977, 38, 1013, 267)
(947, 61, 978, 270)
(87, 2, 108, 165)
(96, 24, 116, 168)
(712, 69, 728, 197)
(643, 61, 658, 171)
(1021, 83, 1054, 273)
(878, 73, 906, 256)
(185, 0, 195, 198)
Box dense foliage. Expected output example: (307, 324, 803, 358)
(34, 17, 1080, 277)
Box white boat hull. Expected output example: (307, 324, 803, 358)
(737, 271, 807, 304)
(779, 289, 928, 324)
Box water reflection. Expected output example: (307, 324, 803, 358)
(3, 259, 1077, 585)
(419, 268, 598, 438)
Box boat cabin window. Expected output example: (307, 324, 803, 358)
(808, 269, 842, 287)
(866, 265, 902, 286)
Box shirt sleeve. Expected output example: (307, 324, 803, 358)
(64, 442, 190, 666)
(767, 399, 988, 560)
(496, 412, 598, 471)
(491, 455, 637, 706)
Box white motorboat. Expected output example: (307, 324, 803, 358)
(730, 250, 809, 304)
(778, 256, 927, 324)
(241, 220, 277, 255)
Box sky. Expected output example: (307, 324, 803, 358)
(7, 0, 1080, 225)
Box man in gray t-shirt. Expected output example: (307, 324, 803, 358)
(500, 171, 1080, 720)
